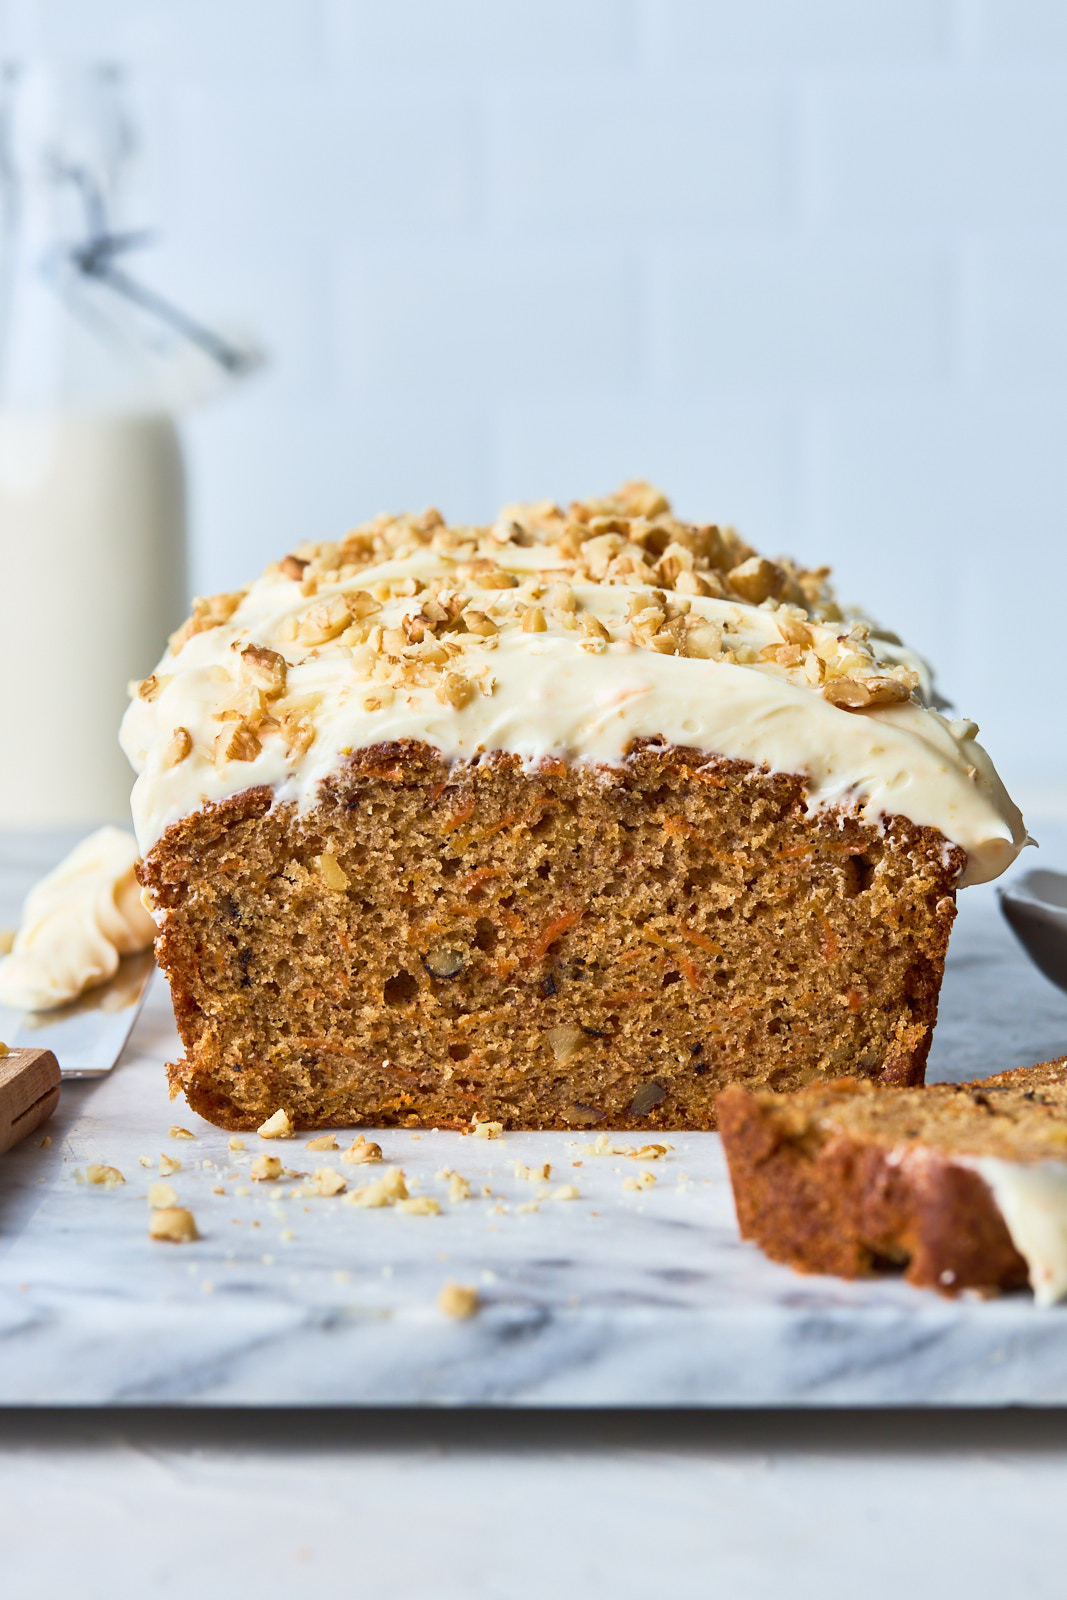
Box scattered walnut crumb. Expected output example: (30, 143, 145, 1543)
(473, 1119, 504, 1140)
(149, 1207, 199, 1244)
(86, 1163, 125, 1189)
(149, 1181, 178, 1209)
(514, 1161, 552, 1182)
(516, 1200, 540, 1214)
(234, 1185, 251, 1198)
(578, 1133, 614, 1157)
(622, 1170, 658, 1192)
(258, 1108, 293, 1139)
(312, 1166, 346, 1197)
(169, 1126, 195, 1140)
(305, 1134, 338, 1151)
(341, 1135, 382, 1164)
(39, 1135, 51, 1148)
(397, 1196, 441, 1216)
(438, 1281, 480, 1320)
(228, 1137, 245, 1151)
(576, 1135, 672, 1160)
(159, 1154, 181, 1177)
(436, 1167, 472, 1201)
(137, 1155, 153, 1169)
(212, 1186, 226, 1196)
(550, 1184, 580, 1202)
(251, 1154, 283, 1182)
(281, 1228, 295, 1242)
(344, 1165, 409, 1208)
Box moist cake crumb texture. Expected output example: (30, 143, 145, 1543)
(142, 742, 959, 1131)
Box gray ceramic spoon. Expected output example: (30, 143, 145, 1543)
(999, 869, 1067, 995)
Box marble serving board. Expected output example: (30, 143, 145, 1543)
(3, 833, 1067, 1408)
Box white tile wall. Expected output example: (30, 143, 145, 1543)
(3, 0, 1066, 789)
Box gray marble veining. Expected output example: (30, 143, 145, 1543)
(3, 829, 1067, 1406)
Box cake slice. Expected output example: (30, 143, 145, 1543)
(717, 1062, 1067, 1304)
(121, 482, 1025, 1132)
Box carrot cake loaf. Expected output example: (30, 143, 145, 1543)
(717, 1060, 1067, 1304)
(120, 482, 1025, 1131)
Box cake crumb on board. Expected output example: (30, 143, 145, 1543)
(438, 1281, 480, 1319)
(149, 1207, 199, 1243)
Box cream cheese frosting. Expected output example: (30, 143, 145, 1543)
(120, 482, 1025, 886)
(971, 1158, 1067, 1308)
(0, 826, 156, 1012)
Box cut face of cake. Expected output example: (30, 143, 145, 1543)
(121, 482, 1025, 1131)
(717, 1062, 1067, 1304)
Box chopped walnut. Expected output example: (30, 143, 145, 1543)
(86, 1163, 125, 1188)
(258, 1108, 293, 1139)
(312, 1166, 346, 1197)
(341, 1135, 383, 1164)
(316, 851, 349, 892)
(251, 1154, 283, 1181)
(223, 722, 262, 763)
(823, 676, 911, 710)
(305, 1134, 338, 1151)
(149, 1206, 200, 1243)
(159, 1153, 181, 1177)
(397, 1195, 441, 1216)
(344, 1165, 409, 1208)
(279, 708, 316, 759)
(727, 556, 782, 605)
(438, 1281, 480, 1319)
(544, 1025, 586, 1063)
(162, 727, 193, 768)
(472, 1119, 504, 1140)
(240, 643, 288, 699)
(169, 1126, 195, 1140)
(622, 1169, 657, 1191)
(299, 593, 351, 645)
(148, 1181, 178, 1208)
(447, 1171, 472, 1202)
(439, 671, 473, 710)
(462, 609, 498, 637)
(550, 1184, 580, 1201)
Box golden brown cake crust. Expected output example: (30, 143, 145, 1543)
(140, 740, 962, 1132)
(715, 1065, 1067, 1296)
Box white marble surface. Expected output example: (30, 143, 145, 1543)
(3, 830, 1067, 1407)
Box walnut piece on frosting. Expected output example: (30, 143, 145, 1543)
(124, 483, 936, 803)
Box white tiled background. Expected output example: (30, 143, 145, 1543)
(5, 0, 1067, 791)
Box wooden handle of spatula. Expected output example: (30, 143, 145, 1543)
(0, 1048, 61, 1155)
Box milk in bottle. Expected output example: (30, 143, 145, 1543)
(0, 63, 251, 825)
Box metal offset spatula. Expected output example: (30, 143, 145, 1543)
(0, 950, 154, 1153)
(0, 949, 155, 1078)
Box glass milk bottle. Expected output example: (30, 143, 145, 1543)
(0, 63, 249, 827)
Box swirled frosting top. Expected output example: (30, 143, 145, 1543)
(120, 481, 1025, 887)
